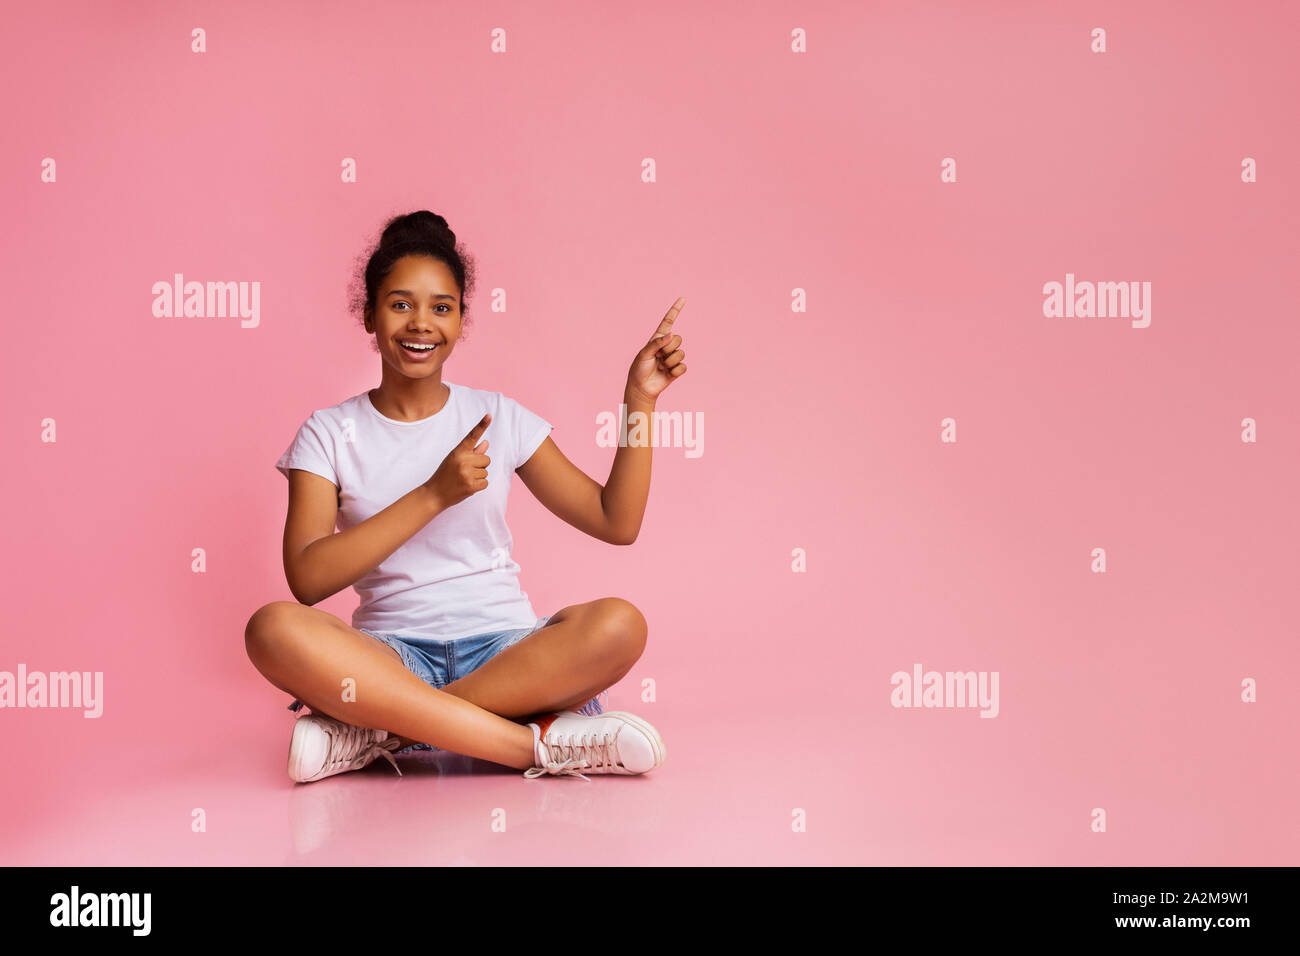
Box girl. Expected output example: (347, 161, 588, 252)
(245, 210, 685, 783)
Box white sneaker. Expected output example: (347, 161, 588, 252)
(524, 710, 666, 781)
(287, 712, 403, 783)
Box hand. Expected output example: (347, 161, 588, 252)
(424, 412, 492, 509)
(626, 296, 688, 404)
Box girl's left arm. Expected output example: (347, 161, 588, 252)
(515, 297, 689, 545)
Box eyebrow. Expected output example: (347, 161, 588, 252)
(386, 290, 458, 301)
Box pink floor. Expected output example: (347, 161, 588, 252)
(5, 679, 1295, 866)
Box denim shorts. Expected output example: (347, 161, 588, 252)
(286, 615, 608, 754)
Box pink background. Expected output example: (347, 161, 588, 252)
(3, 0, 1297, 865)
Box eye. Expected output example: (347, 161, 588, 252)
(393, 302, 452, 312)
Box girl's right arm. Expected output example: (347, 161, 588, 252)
(282, 470, 444, 606)
(282, 412, 494, 605)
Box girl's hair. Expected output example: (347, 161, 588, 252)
(349, 210, 479, 349)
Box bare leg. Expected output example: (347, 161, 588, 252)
(245, 602, 535, 769)
(438, 597, 648, 719)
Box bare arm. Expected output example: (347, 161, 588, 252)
(515, 388, 655, 546)
(516, 296, 689, 545)
(283, 412, 494, 605)
(282, 470, 444, 606)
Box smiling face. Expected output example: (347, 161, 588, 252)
(364, 254, 463, 379)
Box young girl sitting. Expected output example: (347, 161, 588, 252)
(245, 210, 686, 783)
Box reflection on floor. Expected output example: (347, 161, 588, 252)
(5, 702, 869, 866)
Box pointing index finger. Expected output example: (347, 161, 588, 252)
(463, 412, 492, 445)
(652, 296, 686, 340)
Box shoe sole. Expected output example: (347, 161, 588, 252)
(287, 715, 320, 783)
(601, 710, 666, 771)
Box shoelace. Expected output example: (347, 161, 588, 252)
(324, 720, 403, 778)
(523, 727, 623, 782)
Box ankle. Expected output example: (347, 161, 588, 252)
(516, 723, 541, 770)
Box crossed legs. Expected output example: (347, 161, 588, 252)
(244, 598, 647, 771)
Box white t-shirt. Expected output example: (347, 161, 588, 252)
(275, 381, 553, 641)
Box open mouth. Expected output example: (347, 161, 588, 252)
(399, 341, 440, 358)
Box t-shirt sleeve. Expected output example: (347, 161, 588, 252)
(275, 413, 339, 487)
(507, 395, 553, 471)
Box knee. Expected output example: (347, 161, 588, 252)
(244, 601, 303, 664)
(588, 597, 647, 668)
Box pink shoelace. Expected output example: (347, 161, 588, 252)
(523, 726, 623, 782)
(325, 720, 403, 777)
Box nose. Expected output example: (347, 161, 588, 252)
(410, 304, 444, 324)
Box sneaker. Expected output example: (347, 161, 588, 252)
(523, 710, 666, 781)
(287, 712, 403, 783)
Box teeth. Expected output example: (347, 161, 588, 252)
(401, 342, 438, 351)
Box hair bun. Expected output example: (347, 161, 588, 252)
(380, 210, 456, 250)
